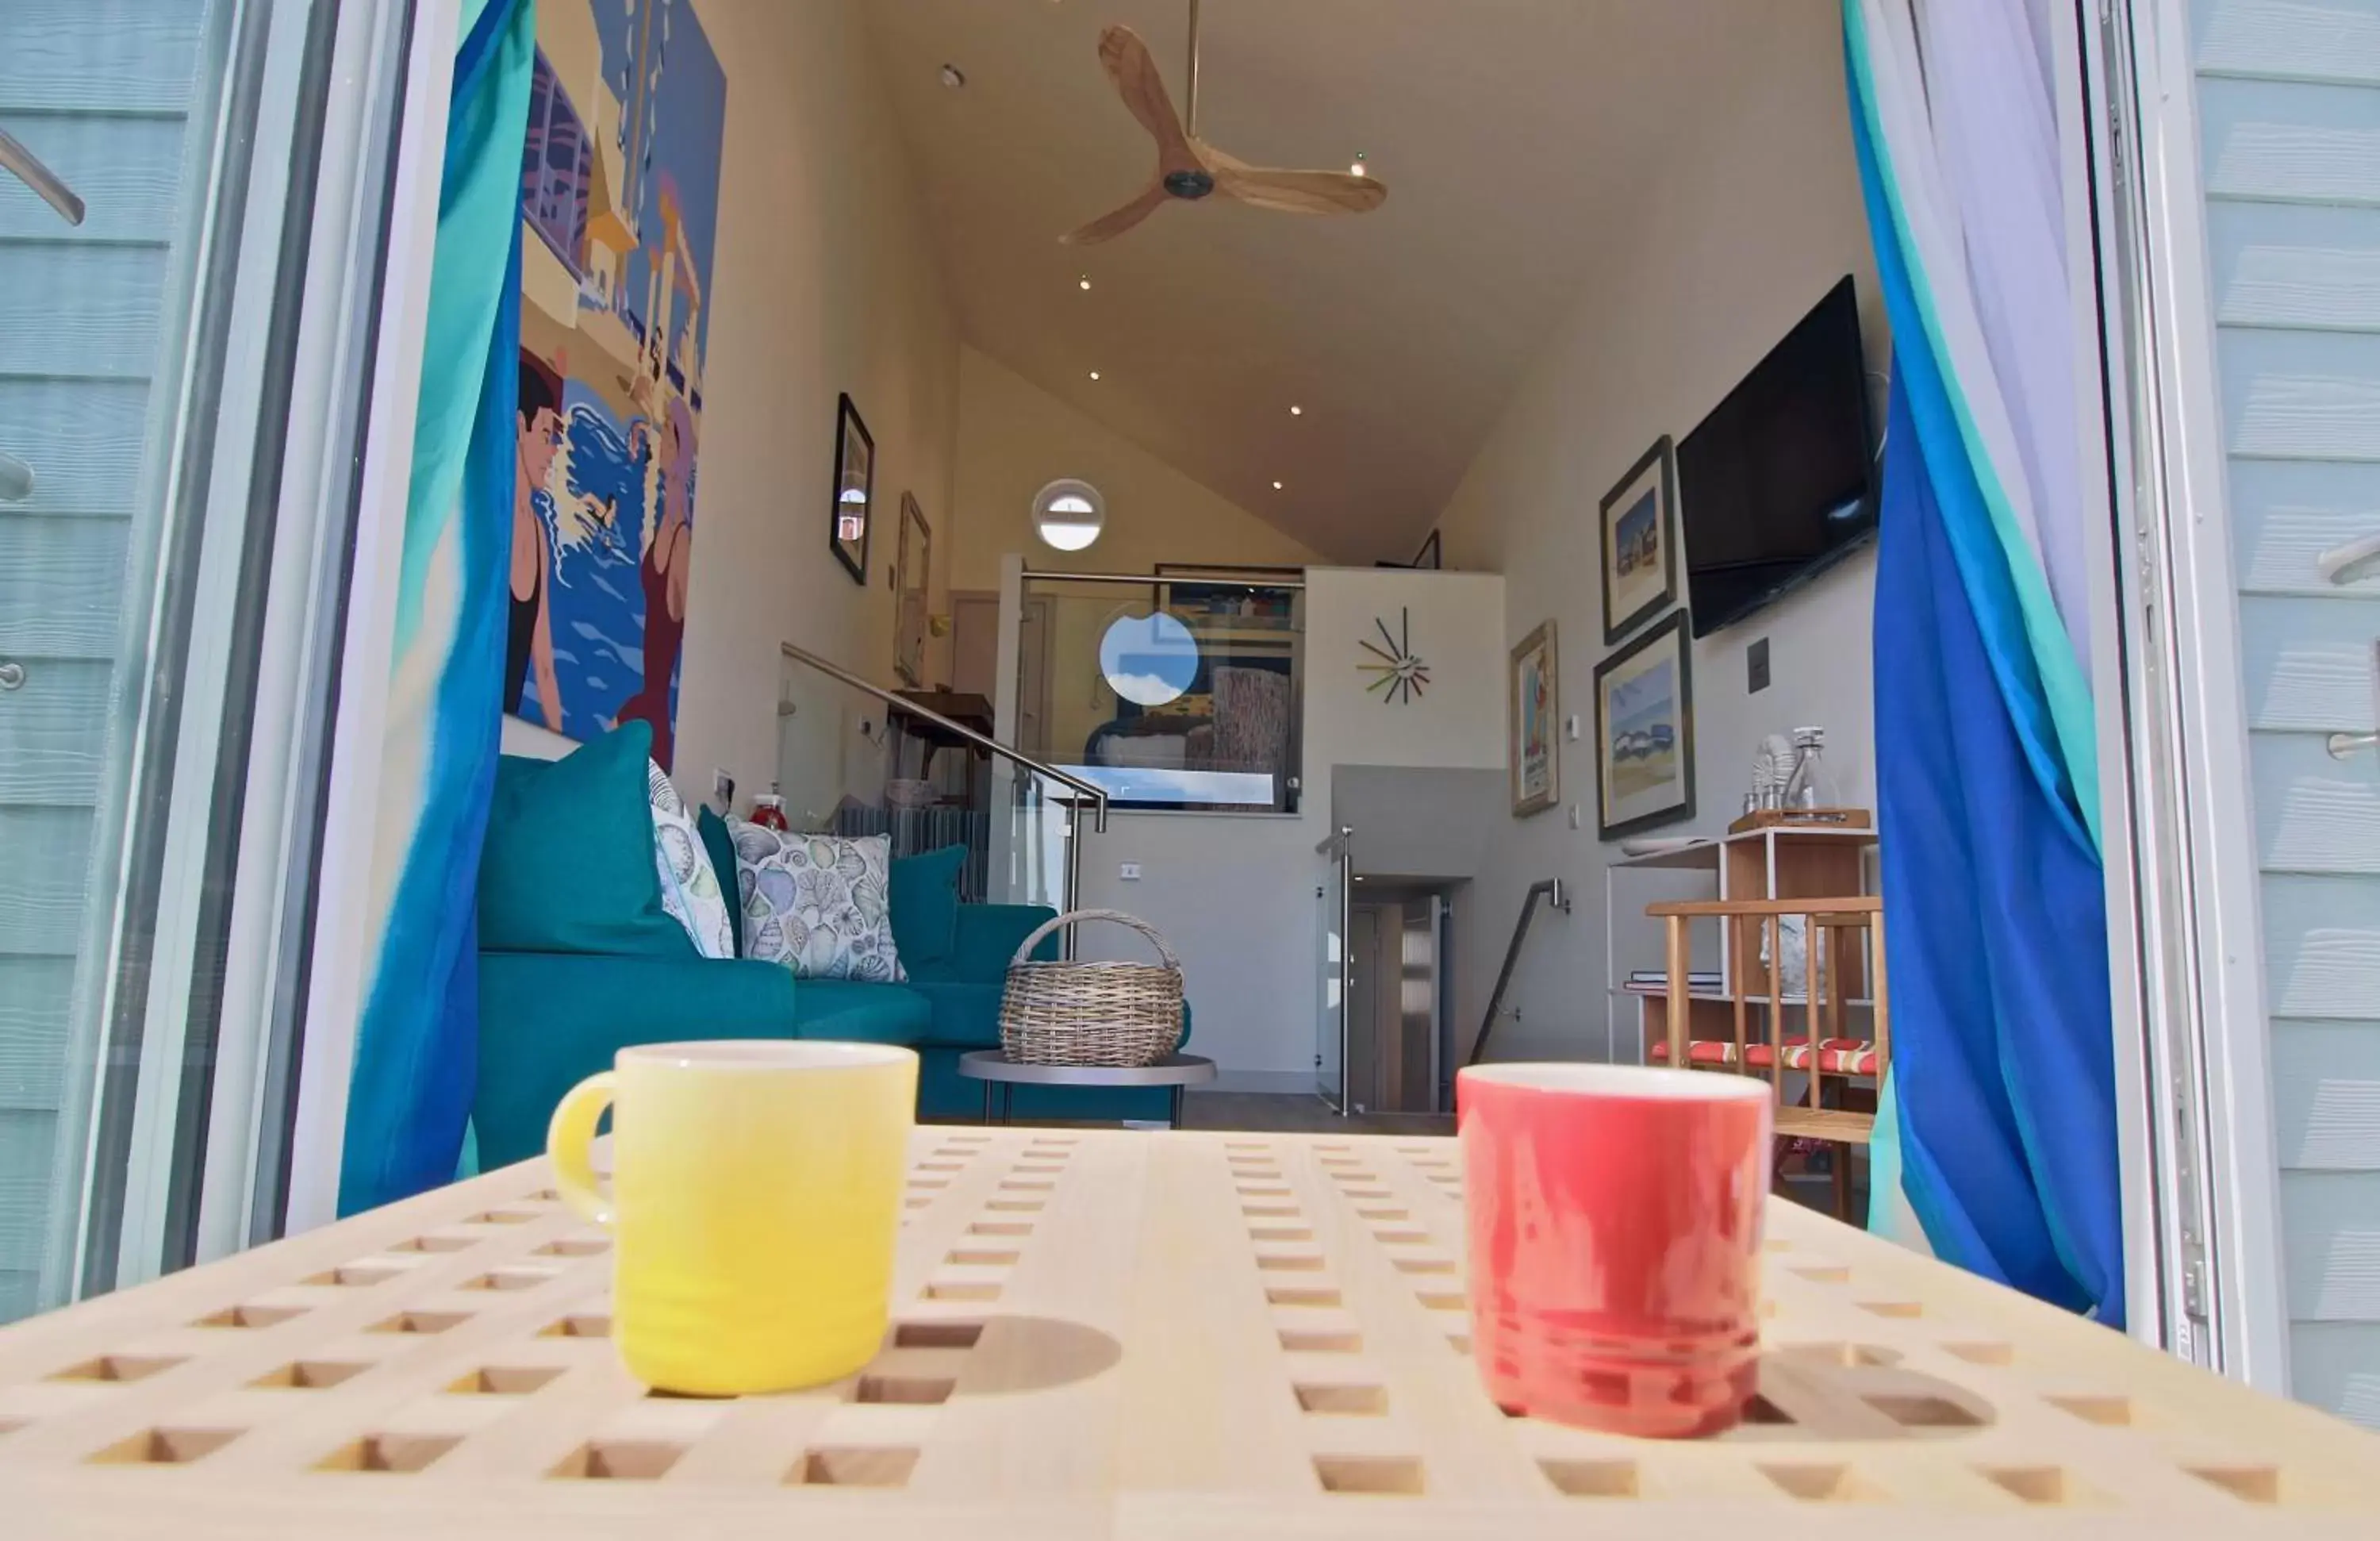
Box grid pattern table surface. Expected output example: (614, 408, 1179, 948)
(2, 1128, 2376, 1537)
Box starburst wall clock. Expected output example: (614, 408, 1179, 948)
(1358, 607, 1430, 705)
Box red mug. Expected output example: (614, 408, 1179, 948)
(1456, 1063, 1772, 1437)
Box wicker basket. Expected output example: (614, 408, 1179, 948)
(998, 909, 1186, 1067)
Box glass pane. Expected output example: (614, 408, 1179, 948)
(0, 0, 266, 1320)
(1017, 575, 1300, 813)
(1317, 838, 1348, 1108)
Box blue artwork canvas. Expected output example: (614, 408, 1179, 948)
(506, 0, 726, 769)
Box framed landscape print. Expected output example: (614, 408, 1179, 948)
(1593, 609, 1695, 839)
(1599, 436, 1677, 644)
(1510, 621, 1559, 818)
(831, 393, 873, 585)
(892, 492, 931, 686)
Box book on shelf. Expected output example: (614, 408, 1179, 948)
(1627, 970, 1722, 988)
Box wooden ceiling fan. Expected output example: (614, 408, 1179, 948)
(1062, 0, 1387, 245)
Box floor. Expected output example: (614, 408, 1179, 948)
(1177, 1090, 1453, 1138)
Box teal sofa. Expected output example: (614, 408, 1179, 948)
(470, 726, 1186, 1168)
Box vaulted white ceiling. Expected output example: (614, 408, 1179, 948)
(862, 0, 1785, 562)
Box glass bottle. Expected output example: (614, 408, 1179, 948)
(1783, 727, 1837, 811)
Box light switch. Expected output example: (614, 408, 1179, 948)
(1119, 862, 1143, 881)
(1568, 803, 1583, 831)
(1564, 713, 1582, 742)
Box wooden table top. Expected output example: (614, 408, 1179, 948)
(2, 1128, 2375, 1537)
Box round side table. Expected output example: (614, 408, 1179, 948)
(956, 1050, 1217, 1128)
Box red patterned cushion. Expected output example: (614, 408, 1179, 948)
(1648, 1040, 1774, 1069)
(1651, 1036, 1878, 1075)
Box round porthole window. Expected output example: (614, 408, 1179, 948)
(1032, 478, 1105, 551)
(1099, 611, 1199, 707)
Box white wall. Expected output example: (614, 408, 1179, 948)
(523, 0, 963, 819)
(1305, 570, 1507, 774)
(1434, 0, 1884, 1063)
(948, 344, 1319, 594)
(1078, 567, 1507, 1089)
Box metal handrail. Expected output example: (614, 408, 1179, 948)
(0, 125, 85, 225)
(1465, 879, 1572, 1068)
(1021, 568, 1308, 590)
(778, 641, 1109, 833)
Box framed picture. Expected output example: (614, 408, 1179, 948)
(1599, 436, 1677, 644)
(1509, 621, 1559, 818)
(892, 492, 931, 686)
(830, 392, 873, 585)
(1593, 609, 1695, 839)
(1412, 529, 1442, 570)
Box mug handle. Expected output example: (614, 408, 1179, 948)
(547, 1071, 618, 1228)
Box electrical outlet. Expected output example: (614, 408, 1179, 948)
(1119, 862, 1143, 881)
(1747, 636, 1772, 694)
(712, 769, 735, 811)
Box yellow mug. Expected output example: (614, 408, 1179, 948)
(546, 1040, 918, 1395)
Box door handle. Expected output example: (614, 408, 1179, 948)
(2330, 639, 2380, 759)
(0, 125, 84, 225)
(2320, 531, 2380, 587)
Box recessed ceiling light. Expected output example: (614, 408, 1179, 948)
(1289, 405, 1303, 417)
(1078, 274, 1092, 290)
(940, 63, 966, 88)
(1271, 480, 1284, 490)
(1088, 370, 1101, 381)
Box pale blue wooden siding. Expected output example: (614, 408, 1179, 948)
(0, 0, 211, 1321)
(2194, 0, 2380, 1430)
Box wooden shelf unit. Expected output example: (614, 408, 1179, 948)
(1605, 824, 1880, 1067)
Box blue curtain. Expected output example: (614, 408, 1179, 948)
(340, 0, 536, 1214)
(1846, 0, 2124, 1323)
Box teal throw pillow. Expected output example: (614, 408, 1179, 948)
(696, 806, 744, 957)
(889, 844, 966, 967)
(478, 720, 693, 958)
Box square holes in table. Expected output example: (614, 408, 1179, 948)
(793, 1446, 920, 1487)
(190, 1303, 307, 1331)
(1314, 1455, 1425, 1496)
(252, 1360, 371, 1391)
(1293, 1382, 1388, 1416)
(87, 1428, 242, 1466)
(892, 1320, 984, 1351)
(447, 1365, 566, 1396)
(1541, 1459, 1640, 1499)
(301, 1264, 405, 1289)
(48, 1355, 186, 1385)
(317, 1433, 463, 1474)
(550, 1439, 683, 1481)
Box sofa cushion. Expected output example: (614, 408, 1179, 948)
(479, 721, 691, 958)
(696, 808, 743, 956)
(791, 980, 932, 1044)
(889, 844, 965, 967)
(730, 824, 906, 982)
(475, 949, 798, 1168)
(647, 761, 733, 959)
(905, 981, 1005, 1049)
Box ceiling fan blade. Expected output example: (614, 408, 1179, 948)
(1210, 158, 1388, 217)
(1098, 25, 1201, 174)
(1061, 180, 1170, 246)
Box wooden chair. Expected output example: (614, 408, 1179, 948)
(1642, 896, 1890, 1222)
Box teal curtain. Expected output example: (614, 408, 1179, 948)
(340, 0, 536, 1214)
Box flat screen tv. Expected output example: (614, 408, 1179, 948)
(1676, 275, 1877, 638)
